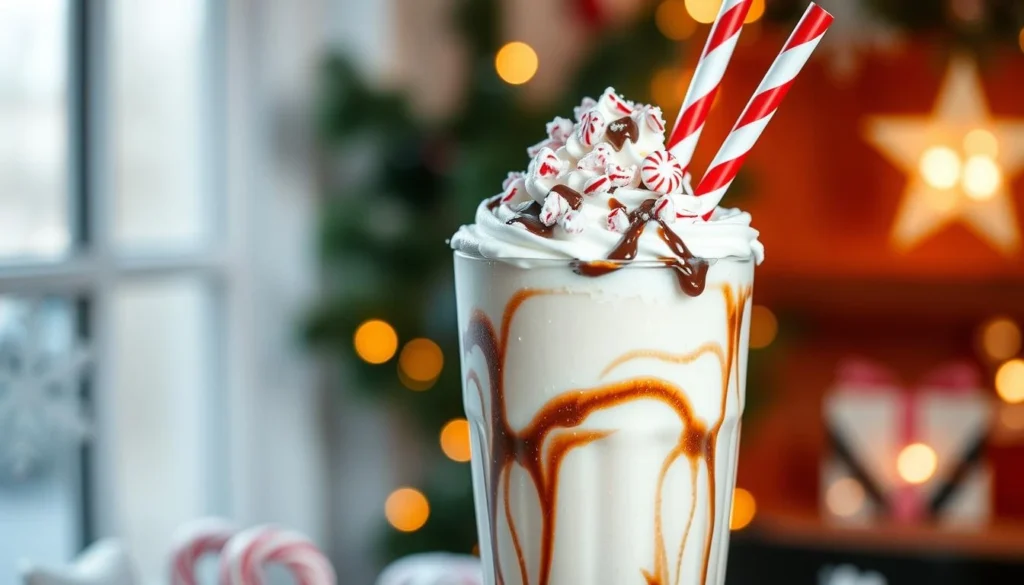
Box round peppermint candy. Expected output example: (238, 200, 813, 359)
(640, 150, 684, 195)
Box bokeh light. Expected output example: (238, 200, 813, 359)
(978, 316, 1022, 362)
(996, 359, 1024, 404)
(745, 0, 765, 23)
(651, 67, 692, 112)
(749, 305, 778, 349)
(440, 418, 472, 462)
(399, 338, 444, 391)
(919, 146, 961, 189)
(495, 41, 538, 85)
(923, 185, 958, 213)
(961, 155, 1001, 200)
(1000, 404, 1024, 432)
(963, 128, 999, 157)
(896, 443, 938, 485)
(685, 0, 720, 24)
(825, 477, 866, 518)
(1019, 26, 1024, 53)
(353, 319, 398, 364)
(385, 487, 430, 532)
(656, 0, 697, 40)
(730, 487, 756, 530)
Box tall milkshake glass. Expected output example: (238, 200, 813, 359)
(454, 251, 753, 585)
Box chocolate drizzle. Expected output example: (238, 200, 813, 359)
(606, 115, 639, 151)
(506, 202, 554, 238)
(550, 184, 583, 210)
(464, 286, 751, 585)
(575, 199, 710, 296)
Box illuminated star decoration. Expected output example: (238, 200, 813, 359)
(864, 56, 1024, 255)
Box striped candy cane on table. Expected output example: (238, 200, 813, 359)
(219, 526, 336, 585)
(693, 3, 834, 220)
(666, 0, 753, 170)
(170, 518, 238, 585)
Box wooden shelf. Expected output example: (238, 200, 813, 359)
(753, 274, 1024, 322)
(746, 510, 1024, 562)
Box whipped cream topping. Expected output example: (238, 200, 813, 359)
(451, 88, 764, 265)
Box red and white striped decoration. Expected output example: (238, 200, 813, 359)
(170, 518, 238, 585)
(666, 0, 753, 170)
(641, 150, 684, 195)
(693, 3, 833, 219)
(219, 526, 336, 585)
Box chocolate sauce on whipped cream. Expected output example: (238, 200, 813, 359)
(464, 285, 751, 585)
(606, 115, 639, 151)
(506, 202, 554, 238)
(575, 198, 710, 296)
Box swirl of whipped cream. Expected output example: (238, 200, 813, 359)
(451, 88, 764, 265)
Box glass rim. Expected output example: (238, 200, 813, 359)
(453, 249, 755, 267)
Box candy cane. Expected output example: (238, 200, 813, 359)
(170, 518, 238, 585)
(693, 3, 833, 219)
(666, 0, 753, 170)
(220, 526, 336, 585)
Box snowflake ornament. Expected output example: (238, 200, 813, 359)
(0, 302, 90, 483)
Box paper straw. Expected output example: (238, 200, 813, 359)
(666, 0, 754, 170)
(693, 3, 833, 219)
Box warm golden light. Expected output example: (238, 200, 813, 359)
(923, 186, 958, 213)
(656, 0, 697, 40)
(1000, 404, 1024, 431)
(399, 338, 444, 388)
(996, 359, 1024, 404)
(1019, 27, 1024, 53)
(963, 128, 999, 157)
(825, 477, 866, 518)
(353, 319, 398, 364)
(495, 41, 538, 85)
(919, 146, 961, 189)
(651, 68, 692, 112)
(896, 443, 938, 485)
(385, 488, 430, 532)
(440, 418, 472, 462)
(730, 488, 756, 530)
(745, 0, 765, 23)
(962, 155, 1001, 200)
(979, 317, 1022, 362)
(749, 305, 778, 349)
(684, 0, 720, 24)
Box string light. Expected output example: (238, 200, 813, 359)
(825, 477, 866, 518)
(353, 319, 398, 364)
(684, 0, 720, 24)
(656, 0, 697, 40)
(729, 488, 756, 530)
(749, 305, 778, 349)
(919, 146, 961, 190)
(996, 359, 1024, 404)
(495, 42, 538, 85)
(962, 155, 1001, 200)
(398, 338, 444, 391)
(978, 317, 1021, 362)
(896, 443, 938, 485)
(963, 128, 999, 157)
(385, 488, 430, 532)
(440, 418, 472, 462)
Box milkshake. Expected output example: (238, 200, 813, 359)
(451, 88, 762, 585)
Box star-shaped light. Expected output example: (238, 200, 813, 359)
(864, 56, 1024, 255)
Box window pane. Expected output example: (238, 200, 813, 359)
(110, 277, 218, 583)
(0, 298, 84, 577)
(0, 0, 70, 259)
(112, 0, 210, 250)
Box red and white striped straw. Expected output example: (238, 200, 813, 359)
(693, 3, 833, 219)
(666, 0, 753, 171)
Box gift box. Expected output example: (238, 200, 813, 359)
(821, 360, 993, 526)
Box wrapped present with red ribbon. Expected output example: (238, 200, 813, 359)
(821, 359, 994, 526)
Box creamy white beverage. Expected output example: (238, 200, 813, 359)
(451, 88, 762, 585)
